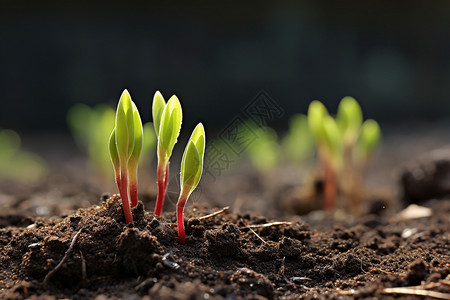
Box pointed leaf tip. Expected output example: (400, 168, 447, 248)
(152, 91, 166, 136)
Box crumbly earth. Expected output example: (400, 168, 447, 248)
(0, 193, 449, 299)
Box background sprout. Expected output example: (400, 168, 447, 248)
(0, 129, 47, 182)
(354, 119, 381, 169)
(245, 126, 280, 172)
(67, 104, 115, 181)
(235, 120, 280, 173)
(281, 114, 314, 164)
(109, 89, 144, 224)
(177, 123, 205, 244)
(307, 101, 343, 211)
(336, 96, 363, 148)
(152, 92, 182, 216)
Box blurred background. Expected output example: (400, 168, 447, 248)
(2, 1, 450, 220)
(2, 1, 450, 131)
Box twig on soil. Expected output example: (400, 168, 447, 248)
(43, 229, 82, 285)
(80, 251, 87, 283)
(382, 287, 450, 300)
(198, 206, 230, 220)
(336, 288, 360, 296)
(246, 221, 292, 229)
(248, 227, 266, 244)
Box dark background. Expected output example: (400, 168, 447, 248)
(2, 1, 450, 134)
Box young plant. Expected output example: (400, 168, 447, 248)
(109, 89, 144, 223)
(354, 119, 381, 170)
(307, 101, 343, 211)
(177, 123, 205, 244)
(152, 91, 182, 216)
(282, 114, 314, 164)
(336, 97, 363, 149)
(68, 104, 116, 181)
(336, 97, 363, 213)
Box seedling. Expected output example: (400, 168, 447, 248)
(282, 114, 314, 164)
(109, 90, 144, 223)
(307, 101, 343, 211)
(238, 120, 280, 172)
(354, 119, 381, 170)
(152, 91, 182, 216)
(308, 97, 381, 214)
(68, 104, 116, 180)
(336, 97, 363, 149)
(177, 123, 205, 244)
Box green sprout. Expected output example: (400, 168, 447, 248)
(245, 125, 280, 172)
(109, 90, 144, 223)
(354, 119, 381, 169)
(177, 123, 205, 244)
(282, 114, 314, 163)
(152, 91, 182, 216)
(235, 120, 280, 172)
(336, 96, 363, 148)
(68, 104, 115, 180)
(308, 97, 381, 215)
(307, 100, 343, 211)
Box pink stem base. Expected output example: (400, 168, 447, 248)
(154, 163, 169, 216)
(120, 171, 133, 224)
(177, 196, 187, 244)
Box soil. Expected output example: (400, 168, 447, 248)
(1, 193, 449, 299)
(1, 130, 450, 299)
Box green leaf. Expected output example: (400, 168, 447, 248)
(359, 119, 381, 157)
(190, 123, 205, 188)
(281, 114, 314, 163)
(115, 89, 137, 165)
(109, 128, 118, 166)
(323, 115, 343, 167)
(152, 91, 166, 136)
(307, 100, 328, 144)
(130, 101, 143, 165)
(0, 129, 21, 161)
(115, 100, 129, 163)
(336, 96, 363, 146)
(180, 140, 200, 191)
(190, 123, 205, 159)
(158, 95, 182, 160)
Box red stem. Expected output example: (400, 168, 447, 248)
(120, 169, 133, 224)
(129, 181, 138, 208)
(154, 163, 169, 216)
(323, 162, 336, 211)
(177, 196, 187, 244)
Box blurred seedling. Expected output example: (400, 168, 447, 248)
(109, 90, 144, 223)
(307, 101, 343, 211)
(177, 123, 205, 244)
(67, 103, 156, 184)
(336, 97, 381, 215)
(237, 120, 281, 173)
(0, 129, 47, 182)
(152, 91, 182, 216)
(281, 114, 314, 164)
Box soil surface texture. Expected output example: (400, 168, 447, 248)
(1, 193, 449, 299)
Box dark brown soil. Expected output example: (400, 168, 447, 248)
(1, 193, 449, 299)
